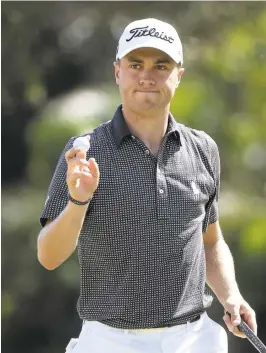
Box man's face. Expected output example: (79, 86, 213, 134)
(114, 47, 184, 113)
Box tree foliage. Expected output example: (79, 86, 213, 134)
(2, 2, 266, 352)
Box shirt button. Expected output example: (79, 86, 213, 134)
(131, 135, 136, 140)
(159, 189, 164, 194)
(145, 149, 150, 155)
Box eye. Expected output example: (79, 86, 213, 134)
(130, 64, 141, 69)
(156, 65, 168, 71)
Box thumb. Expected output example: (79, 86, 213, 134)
(229, 307, 241, 326)
(88, 158, 100, 179)
(76, 149, 87, 160)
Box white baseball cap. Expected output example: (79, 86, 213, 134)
(116, 18, 183, 65)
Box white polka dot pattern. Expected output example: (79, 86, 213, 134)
(40, 105, 220, 329)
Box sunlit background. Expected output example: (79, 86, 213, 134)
(2, 2, 266, 353)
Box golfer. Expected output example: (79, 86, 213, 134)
(38, 18, 257, 353)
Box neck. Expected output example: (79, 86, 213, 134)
(122, 104, 170, 156)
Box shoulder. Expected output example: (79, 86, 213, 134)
(72, 120, 112, 146)
(179, 124, 220, 180)
(69, 121, 114, 161)
(179, 123, 219, 160)
(180, 124, 217, 148)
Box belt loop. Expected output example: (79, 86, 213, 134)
(186, 320, 191, 333)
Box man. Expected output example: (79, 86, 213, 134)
(38, 18, 257, 353)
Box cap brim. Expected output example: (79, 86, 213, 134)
(116, 42, 183, 65)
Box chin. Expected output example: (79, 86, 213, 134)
(137, 103, 158, 112)
(135, 98, 159, 111)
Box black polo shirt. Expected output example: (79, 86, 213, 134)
(40, 105, 220, 329)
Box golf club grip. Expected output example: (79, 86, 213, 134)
(226, 312, 266, 353)
(238, 320, 266, 353)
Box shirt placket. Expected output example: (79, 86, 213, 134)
(131, 135, 170, 220)
(156, 138, 169, 220)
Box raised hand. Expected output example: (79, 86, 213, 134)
(65, 136, 99, 202)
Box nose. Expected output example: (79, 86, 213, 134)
(140, 79, 155, 86)
(139, 70, 155, 86)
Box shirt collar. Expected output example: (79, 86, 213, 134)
(167, 112, 182, 145)
(111, 104, 182, 147)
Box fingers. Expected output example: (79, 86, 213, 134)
(88, 158, 100, 178)
(67, 168, 93, 187)
(240, 304, 257, 335)
(231, 306, 241, 326)
(69, 159, 99, 180)
(65, 140, 99, 192)
(223, 304, 257, 338)
(224, 303, 241, 326)
(65, 145, 90, 171)
(223, 313, 246, 338)
(68, 157, 90, 174)
(65, 146, 88, 163)
(66, 154, 99, 185)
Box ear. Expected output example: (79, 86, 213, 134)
(177, 67, 185, 82)
(175, 67, 185, 88)
(113, 61, 120, 85)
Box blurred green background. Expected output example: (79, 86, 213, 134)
(2, 2, 266, 353)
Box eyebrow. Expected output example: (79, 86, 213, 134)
(127, 56, 172, 64)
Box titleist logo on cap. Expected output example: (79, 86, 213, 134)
(126, 26, 175, 44)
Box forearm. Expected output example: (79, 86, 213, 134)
(37, 201, 88, 270)
(205, 238, 241, 306)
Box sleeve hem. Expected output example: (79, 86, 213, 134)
(40, 217, 49, 228)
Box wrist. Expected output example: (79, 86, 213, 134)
(221, 289, 242, 307)
(68, 193, 92, 206)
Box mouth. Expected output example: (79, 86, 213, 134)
(136, 90, 159, 93)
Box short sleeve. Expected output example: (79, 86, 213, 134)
(40, 137, 75, 227)
(202, 138, 220, 232)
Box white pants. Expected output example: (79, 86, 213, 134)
(66, 312, 228, 353)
